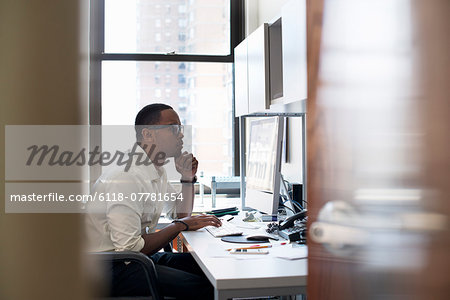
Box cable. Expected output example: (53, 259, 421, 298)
(279, 203, 295, 214)
(280, 176, 304, 211)
(278, 198, 295, 214)
(290, 200, 303, 211)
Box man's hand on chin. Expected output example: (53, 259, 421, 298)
(175, 151, 198, 180)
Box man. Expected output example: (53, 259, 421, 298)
(85, 103, 221, 299)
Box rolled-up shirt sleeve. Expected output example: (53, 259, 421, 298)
(163, 182, 179, 219)
(107, 203, 145, 252)
(105, 176, 145, 252)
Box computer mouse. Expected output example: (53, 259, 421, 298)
(246, 234, 279, 241)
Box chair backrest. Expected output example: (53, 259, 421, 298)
(89, 251, 163, 300)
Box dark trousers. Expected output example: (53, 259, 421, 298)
(110, 252, 214, 299)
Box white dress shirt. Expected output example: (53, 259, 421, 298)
(85, 145, 179, 252)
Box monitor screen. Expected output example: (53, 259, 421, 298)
(245, 116, 283, 216)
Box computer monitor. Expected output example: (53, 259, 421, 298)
(245, 116, 283, 216)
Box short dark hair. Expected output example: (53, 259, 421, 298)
(135, 103, 173, 141)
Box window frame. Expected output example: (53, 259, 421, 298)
(89, 0, 245, 176)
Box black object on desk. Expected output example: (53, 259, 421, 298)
(207, 207, 239, 217)
(278, 227, 306, 242)
(221, 236, 270, 244)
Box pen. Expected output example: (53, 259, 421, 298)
(226, 242, 287, 251)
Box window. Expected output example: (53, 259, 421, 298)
(164, 32, 171, 42)
(178, 19, 187, 28)
(91, 0, 244, 177)
(178, 74, 186, 84)
(165, 88, 171, 98)
(179, 89, 187, 98)
(104, 0, 233, 55)
(178, 5, 187, 14)
(178, 32, 186, 42)
(165, 75, 171, 85)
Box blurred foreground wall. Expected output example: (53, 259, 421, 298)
(0, 0, 89, 299)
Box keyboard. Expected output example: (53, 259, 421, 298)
(205, 222, 243, 237)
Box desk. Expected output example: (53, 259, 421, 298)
(181, 222, 308, 300)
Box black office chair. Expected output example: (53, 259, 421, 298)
(89, 242, 174, 300)
(89, 251, 162, 300)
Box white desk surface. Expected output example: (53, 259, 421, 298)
(181, 219, 307, 300)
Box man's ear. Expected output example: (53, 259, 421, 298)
(141, 128, 155, 142)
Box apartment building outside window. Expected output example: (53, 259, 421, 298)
(90, 0, 244, 177)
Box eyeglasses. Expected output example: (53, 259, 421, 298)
(149, 125, 184, 136)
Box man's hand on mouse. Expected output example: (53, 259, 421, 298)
(175, 151, 198, 181)
(179, 214, 222, 231)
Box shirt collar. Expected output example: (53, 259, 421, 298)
(133, 143, 164, 181)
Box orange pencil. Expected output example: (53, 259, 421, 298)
(226, 242, 287, 251)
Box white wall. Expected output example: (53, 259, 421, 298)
(282, 117, 303, 184)
(245, 0, 290, 36)
(245, 0, 303, 184)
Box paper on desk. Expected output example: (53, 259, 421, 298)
(202, 244, 265, 260)
(211, 255, 268, 260)
(209, 244, 307, 260)
(234, 221, 261, 229)
(272, 245, 308, 260)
